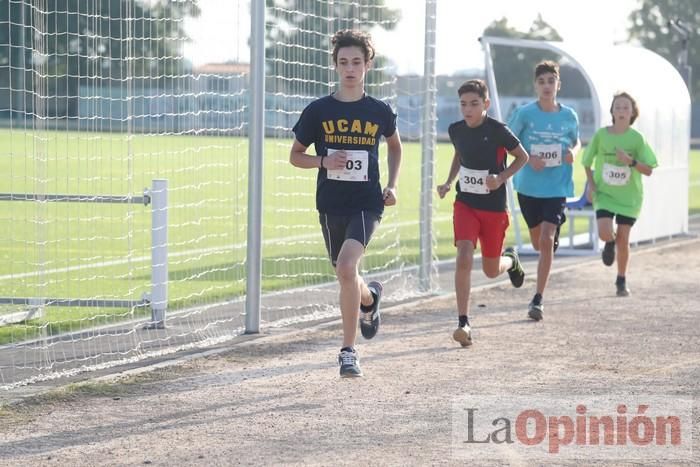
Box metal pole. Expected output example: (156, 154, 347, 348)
(419, 0, 437, 292)
(150, 179, 168, 328)
(245, 0, 265, 334)
(481, 39, 523, 250)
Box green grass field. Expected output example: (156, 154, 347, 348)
(0, 127, 698, 344)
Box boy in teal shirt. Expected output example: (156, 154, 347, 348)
(508, 61, 580, 320)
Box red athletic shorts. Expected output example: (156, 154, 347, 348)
(453, 200, 509, 258)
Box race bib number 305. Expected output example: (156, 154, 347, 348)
(602, 163, 631, 186)
(531, 143, 562, 167)
(459, 167, 489, 194)
(326, 149, 369, 182)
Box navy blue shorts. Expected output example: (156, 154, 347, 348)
(595, 209, 636, 226)
(319, 210, 381, 266)
(517, 193, 566, 229)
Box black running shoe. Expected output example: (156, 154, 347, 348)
(360, 281, 383, 339)
(338, 348, 362, 377)
(528, 300, 544, 321)
(602, 241, 615, 266)
(503, 247, 525, 288)
(554, 212, 566, 253)
(616, 278, 630, 297)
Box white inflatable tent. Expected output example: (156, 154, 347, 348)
(480, 37, 690, 251)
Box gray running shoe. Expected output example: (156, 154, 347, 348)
(616, 278, 630, 297)
(528, 300, 544, 321)
(338, 348, 362, 378)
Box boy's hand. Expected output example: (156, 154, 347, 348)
(436, 183, 451, 199)
(615, 148, 633, 165)
(564, 148, 575, 164)
(383, 186, 397, 206)
(485, 174, 502, 191)
(586, 181, 596, 203)
(325, 150, 348, 170)
(529, 156, 546, 171)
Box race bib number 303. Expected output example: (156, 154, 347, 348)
(459, 167, 489, 194)
(531, 143, 562, 167)
(326, 149, 369, 182)
(602, 163, 631, 186)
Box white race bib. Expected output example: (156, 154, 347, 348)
(531, 143, 562, 167)
(326, 149, 369, 182)
(459, 167, 489, 194)
(602, 163, 631, 186)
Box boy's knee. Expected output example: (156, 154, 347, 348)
(482, 265, 500, 278)
(334, 262, 357, 282)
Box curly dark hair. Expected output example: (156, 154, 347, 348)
(331, 29, 375, 65)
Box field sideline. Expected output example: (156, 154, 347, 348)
(1, 127, 698, 344)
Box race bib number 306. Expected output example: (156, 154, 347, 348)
(602, 163, 631, 186)
(531, 143, 562, 167)
(326, 149, 369, 182)
(459, 167, 489, 194)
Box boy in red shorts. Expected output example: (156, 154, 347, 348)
(437, 79, 529, 347)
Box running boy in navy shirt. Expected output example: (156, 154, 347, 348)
(290, 30, 402, 377)
(437, 79, 528, 347)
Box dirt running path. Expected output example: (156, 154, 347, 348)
(1, 240, 698, 466)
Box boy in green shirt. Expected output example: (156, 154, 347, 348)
(582, 92, 658, 296)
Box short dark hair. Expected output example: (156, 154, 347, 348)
(534, 60, 559, 79)
(610, 91, 640, 124)
(331, 29, 375, 65)
(457, 79, 489, 100)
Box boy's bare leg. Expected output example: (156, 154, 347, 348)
(615, 225, 632, 277)
(535, 222, 557, 295)
(598, 217, 615, 242)
(454, 240, 475, 347)
(614, 224, 632, 296)
(335, 239, 366, 349)
(455, 240, 475, 317)
(481, 255, 512, 278)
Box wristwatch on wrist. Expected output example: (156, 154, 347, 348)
(629, 159, 637, 168)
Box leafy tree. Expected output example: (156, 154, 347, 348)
(482, 15, 563, 96)
(627, 0, 699, 98)
(0, 0, 200, 117)
(264, 0, 400, 97)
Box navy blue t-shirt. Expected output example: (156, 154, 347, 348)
(292, 94, 397, 215)
(448, 116, 520, 212)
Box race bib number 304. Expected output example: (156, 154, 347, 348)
(459, 167, 489, 194)
(531, 143, 562, 167)
(326, 149, 369, 182)
(602, 163, 631, 186)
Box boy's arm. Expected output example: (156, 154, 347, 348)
(499, 144, 529, 182)
(384, 131, 402, 190)
(289, 139, 323, 169)
(565, 138, 581, 164)
(290, 139, 347, 170)
(486, 144, 528, 190)
(383, 131, 403, 206)
(437, 150, 461, 198)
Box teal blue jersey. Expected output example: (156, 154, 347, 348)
(508, 102, 579, 198)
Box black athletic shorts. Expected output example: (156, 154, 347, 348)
(319, 210, 381, 266)
(595, 209, 636, 226)
(517, 193, 566, 229)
